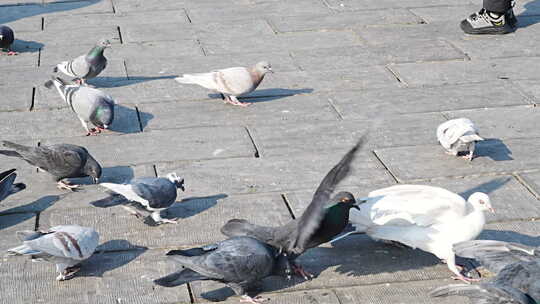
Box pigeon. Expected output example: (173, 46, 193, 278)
(99, 173, 185, 225)
(0, 25, 17, 55)
(430, 240, 540, 303)
(53, 38, 111, 85)
(175, 61, 273, 107)
(348, 184, 494, 282)
(45, 76, 115, 136)
(437, 118, 484, 161)
(154, 236, 293, 304)
(0, 168, 26, 202)
(0, 141, 102, 190)
(221, 139, 363, 280)
(7, 225, 99, 281)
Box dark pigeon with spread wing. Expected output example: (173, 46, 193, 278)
(0, 141, 102, 190)
(154, 236, 292, 304)
(221, 139, 364, 279)
(430, 240, 540, 303)
(0, 168, 25, 202)
(100, 173, 185, 225)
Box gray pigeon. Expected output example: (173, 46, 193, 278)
(0, 168, 26, 202)
(437, 118, 484, 161)
(45, 76, 115, 136)
(221, 140, 363, 280)
(175, 61, 273, 107)
(99, 173, 185, 225)
(430, 240, 540, 303)
(0, 141, 102, 190)
(7, 225, 99, 281)
(53, 39, 111, 85)
(154, 236, 292, 304)
(0, 25, 16, 55)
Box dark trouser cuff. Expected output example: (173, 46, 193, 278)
(483, 0, 512, 13)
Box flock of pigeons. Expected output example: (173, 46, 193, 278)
(1, 23, 539, 304)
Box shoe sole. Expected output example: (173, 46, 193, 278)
(460, 20, 515, 35)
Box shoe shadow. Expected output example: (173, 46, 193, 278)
(10, 39, 43, 53)
(517, 0, 540, 28)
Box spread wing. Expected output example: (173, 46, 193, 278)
(293, 138, 364, 251)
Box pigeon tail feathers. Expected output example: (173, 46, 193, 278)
(153, 269, 208, 287)
(175, 73, 218, 91)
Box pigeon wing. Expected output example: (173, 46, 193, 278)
(131, 177, 177, 209)
(293, 139, 363, 251)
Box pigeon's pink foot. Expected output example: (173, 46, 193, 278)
(86, 128, 101, 136)
(7, 51, 18, 56)
(292, 264, 314, 280)
(57, 181, 80, 191)
(225, 95, 250, 107)
(240, 295, 269, 304)
(452, 275, 481, 284)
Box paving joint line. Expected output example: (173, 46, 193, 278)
(327, 97, 344, 120)
(280, 193, 296, 219)
(384, 65, 408, 87)
(29, 87, 36, 111)
(244, 126, 261, 158)
(183, 8, 192, 24)
(372, 150, 400, 183)
(134, 106, 144, 132)
(110, 0, 116, 14)
(152, 164, 158, 177)
(186, 282, 196, 303)
(443, 39, 471, 61)
(513, 173, 540, 199)
(406, 8, 428, 24)
(116, 26, 123, 44)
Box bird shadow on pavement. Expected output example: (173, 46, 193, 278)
(161, 193, 228, 220)
(208, 88, 314, 104)
(93, 75, 178, 88)
(518, 0, 540, 28)
(10, 39, 43, 53)
(476, 138, 513, 161)
(76, 240, 148, 278)
(459, 176, 512, 199)
(478, 229, 540, 247)
(109, 104, 153, 134)
(69, 165, 135, 186)
(0, 0, 102, 24)
(198, 234, 441, 301)
(0, 194, 65, 231)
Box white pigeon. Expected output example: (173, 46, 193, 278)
(175, 61, 273, 107)
(348, 184, 494, 282)
(7, 225, 99, 281)
(437, 118, 484, 161)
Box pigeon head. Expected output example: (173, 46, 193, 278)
(468, 192, 494, 213)
(83, 157, 102, 183)
(166, 172, 185, 191)
(90, 102, 114, 129)
(333, 191, 359, 210)
(254, 61, 273, 75)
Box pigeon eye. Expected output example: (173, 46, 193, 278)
(479, 200, 485, 205)
(340, 198, 350, 203)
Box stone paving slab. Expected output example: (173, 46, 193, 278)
(268, 9, 422, 33)
(156, 153, 394, 196)
(250, 113, 446, 155)
(514, 79, 540, 104)
(374, 138, 540, 182)
(108, 40, 205, 59)
(40, 127, 255, 167)
(444, 106, 540, 139)
(40, 191, 291, 249)
(0, 46, 38, 67)
(0, 105, 140, 141)
(326, 0, 472, 11)
(137, 94, 339, 131)
(390, 57, 540, 87)
(329, 83, 532, 119)
(0, 86, 33, 112)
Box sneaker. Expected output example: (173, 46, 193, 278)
(460, 8, 515, 34)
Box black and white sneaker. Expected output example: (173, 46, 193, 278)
(460, 8, 516, 34)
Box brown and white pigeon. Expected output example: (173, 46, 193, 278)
(175, 61, 273, 107)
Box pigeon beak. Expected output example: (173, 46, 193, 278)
(268, 68, 274, 73)
(103, 124, 109, 129)
(489, 207, 495, 213)
(352, 205, 361, 210)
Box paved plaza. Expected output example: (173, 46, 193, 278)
(1, 0, 540, 303)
